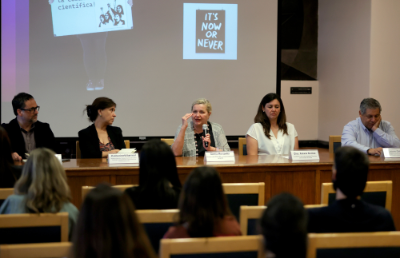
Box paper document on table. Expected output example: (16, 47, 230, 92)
(118, 148, 137, 154)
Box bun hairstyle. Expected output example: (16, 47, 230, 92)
(86, 97, 116, 122)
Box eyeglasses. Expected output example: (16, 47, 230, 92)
(20, 106, 40, 112)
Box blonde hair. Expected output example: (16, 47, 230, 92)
(191, 98, 212, 113)
(14, 148, 71, 213)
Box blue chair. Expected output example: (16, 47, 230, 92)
(223, 183, 265, 221)
(0, 213, 69, 244)
(160, 235, 264, 258)
(239, 138, 247, 155)
(321, 181, 392, 211)
(136, 209, 178, 254)
(329, 135, 341, 156)
(307, 232, 400, 258)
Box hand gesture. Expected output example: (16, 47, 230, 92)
(368, 147, 383, 156)
(12, 152, 22, 161)
(371, 116, 382, 132)
(181, 113, 193, 128)
(202, 133, 212, 151)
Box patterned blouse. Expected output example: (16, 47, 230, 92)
(99, 137, 115, 152)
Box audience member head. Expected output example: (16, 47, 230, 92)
(254, 93, 287, 139)
(191, 98, 212, 128)
(260, 192, 307, 258)
(139, 139, 181, 189)
(0, 126, 15, 183)
(12, 92, 39, 124)
(333, 146, 369, 199)
(73, 183, 156, 258)
(85, 97, 116, 124)
(14, 148, 71, 213)
(178, 166, 231, 237)
(359, 98, 382, 130)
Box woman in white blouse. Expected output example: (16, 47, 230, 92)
(246, 93, 299, 155)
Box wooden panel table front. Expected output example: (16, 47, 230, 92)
(63, 152, 400, 229)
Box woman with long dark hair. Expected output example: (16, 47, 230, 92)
(163, 166, 241, 238)
(78, 97, 125, 158)
(246, 93, 299, 155)
(125, 139, 181, 209)
(73, 183, 156, 258)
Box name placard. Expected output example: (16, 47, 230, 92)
(108, 153, 139, 164)
(382, 148, 400, 158)
(289, 150, 319, 161)
(55, 154, 62, 163)
(204, 151, 235, 163)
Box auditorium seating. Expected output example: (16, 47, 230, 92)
(136, 209, 179, 253)
(82, 183, 265, 220)
(0, 188, 14, 207)
(0, 213, 69, 244)
(240, 204, 327, 235)
(238, 137, 247, 155)
(0, 242, 72, 258)
(329, 135, 341, 156)
(76, 140, 130, 158)
(307, 231, 400, 258)
(321, 181, 393, 211)
(160, 235, 264, 258)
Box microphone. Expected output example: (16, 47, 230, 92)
(202, 124, 209, 148)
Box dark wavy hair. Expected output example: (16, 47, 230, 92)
(85, 97, 116, 122)
(0, 126, 16, 187)
(178, 166, 231, 237)
(260, 192, 307, 258)
(73, 183, 156, 258)
(116, 5, 124, 15)
(333, 146, 369, 199)
(254, 93, 287, 139)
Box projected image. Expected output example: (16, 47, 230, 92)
(183, 3, 237, 60)
(49, 0, 133, 91)
(50, 0, 133, 36)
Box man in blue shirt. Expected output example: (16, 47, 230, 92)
(342, 98, 400, 156)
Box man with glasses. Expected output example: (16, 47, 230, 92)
(1, 93, 56, 161)
(342, 98, 400, 156)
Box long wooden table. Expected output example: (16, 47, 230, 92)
(63, 151, 400, 228)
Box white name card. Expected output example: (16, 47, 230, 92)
(204, 151, 235, 162)
(108, 153, 139, 164)
(55, 154, 62, 163)
(382, 148, 400, 158)
(289, 150, 319, 161)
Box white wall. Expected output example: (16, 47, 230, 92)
(369, 0, 400, 135)
(318, 0, 371, 142)
(281, 81, 319, 140)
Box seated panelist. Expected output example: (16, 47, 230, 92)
(78, 97, 125, 158)
(172, 98, 230, 157)
(342, 98, 400, 156)
(246, 93, 299, 155)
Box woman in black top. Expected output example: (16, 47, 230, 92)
(78, 97, 125, 158)
(125, 140, 181, 209)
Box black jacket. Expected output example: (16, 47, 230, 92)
(78, 124, 125, 158)
(2, 118, 57, 159)
(308, 199, 396, 233)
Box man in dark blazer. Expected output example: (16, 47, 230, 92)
(307, 146, 395, 233)
(1, 93, 56, 161)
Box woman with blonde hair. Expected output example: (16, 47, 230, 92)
(0, 148, 78, 239)
(172, 98, 230, 157)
